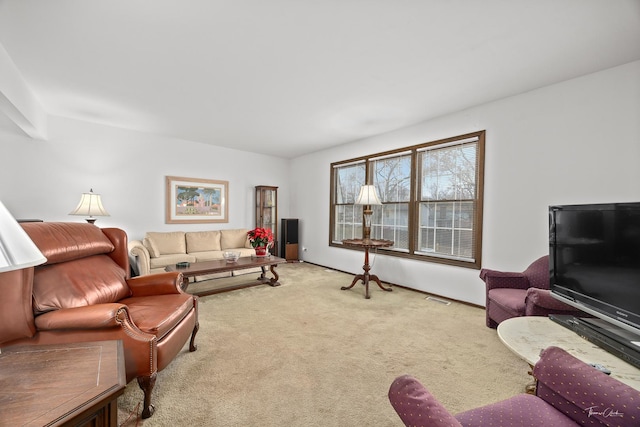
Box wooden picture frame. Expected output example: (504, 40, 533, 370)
(166, 176, 229, 224)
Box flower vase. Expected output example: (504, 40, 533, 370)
(254, 245, 268, 257)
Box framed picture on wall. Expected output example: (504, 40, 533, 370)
(165, 176, 229, 223)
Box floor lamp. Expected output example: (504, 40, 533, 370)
(355, 185, 381, 242)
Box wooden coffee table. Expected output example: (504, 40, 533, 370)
(166, 255, 286, 296)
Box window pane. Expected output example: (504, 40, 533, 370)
(454, 229, 473, 258)
(454, 201, 474, 229)
(420, 142, 477, 201)
(435, 228, 453, 254)
(372, 154, 411, 202)
(335, 163, 365, 204)
(418, 201, 475, 261)
(334, 205, 363, 241)
(371, 203, 408, 250)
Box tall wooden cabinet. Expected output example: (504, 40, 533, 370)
(255, 186, 278, 256)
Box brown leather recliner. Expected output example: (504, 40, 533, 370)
(3, 222, 199, 419)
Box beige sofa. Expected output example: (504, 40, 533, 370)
(128, 229, 257, 276)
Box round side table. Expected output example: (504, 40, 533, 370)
(341, 238, 393, 299)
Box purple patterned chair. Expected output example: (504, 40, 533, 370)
(481, 255, 580, 328)
(389, 346, 640, 427)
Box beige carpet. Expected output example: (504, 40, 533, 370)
(117, 262, 530, 426)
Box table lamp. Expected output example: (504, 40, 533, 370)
(355, 185, 382, 242)
(0, 201, 46, 273)
(0, 200, 47, 349)
(69, 188, 110, 224)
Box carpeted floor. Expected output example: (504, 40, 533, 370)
(117, 262, 530, 426)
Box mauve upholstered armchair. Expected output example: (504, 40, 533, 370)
(481, 255, 579, 328)
(389, 346, 640, 427)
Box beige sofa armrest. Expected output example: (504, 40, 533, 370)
(128, 239, 151, 276)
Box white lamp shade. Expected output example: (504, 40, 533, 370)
(69, 189, 110, 217)
(0, 201, 47, 273)
(355, 185, 382, 205)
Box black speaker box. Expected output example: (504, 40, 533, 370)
(281, 218, 299, 260)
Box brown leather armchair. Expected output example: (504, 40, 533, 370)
(1, 222, 199, 419)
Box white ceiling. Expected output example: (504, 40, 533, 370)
(1, 0, 639, 158)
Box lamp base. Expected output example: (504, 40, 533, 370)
(363, 209, 373, 240)
(85, 218, 97, 224)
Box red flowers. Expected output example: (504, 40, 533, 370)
(247, 227, 274, 248)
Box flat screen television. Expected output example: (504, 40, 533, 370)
(549, 202, 640, 337)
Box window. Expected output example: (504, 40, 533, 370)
(330, 131, 485, 269)
(332, 161, 366, 242)
(371, 152, 412, 251)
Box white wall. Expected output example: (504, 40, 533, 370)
(290, 60, 640, 305)
(0, 116, 291, 242)
(1, 61, 638, 306)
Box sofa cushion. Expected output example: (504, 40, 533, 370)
(186, 231, 221, 253)
(191, 251, 224, 262)
(221, 229, 250, 250)
(456, 393, 577, 426)
(146, 231, 186, 255)
(488, 288, 527, 314)
(22, 222, 115, 265)
(32, 255, 131, 315)
(143, 237, 160, 258)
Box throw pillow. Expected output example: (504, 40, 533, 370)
(221, 229, 250, 250)
(146, 231, 186, 254)
(186, 231, 222, 252)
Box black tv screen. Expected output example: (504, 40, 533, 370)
(549, 202, 640, 335)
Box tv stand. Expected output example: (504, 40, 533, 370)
(550, 314, 640, 369)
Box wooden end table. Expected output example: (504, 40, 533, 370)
(0, 340, 125, 426)
(341, 238, 394, 299)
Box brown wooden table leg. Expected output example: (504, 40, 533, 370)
(363, 272, 371, 299)
(370, 274, 393, 293)
(258, 265, 281, 286)
(525, 364, 537, 394)
(341, 246, 391, 299)
(341, 274, 364, 290)
(268, 264, 281, 286)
